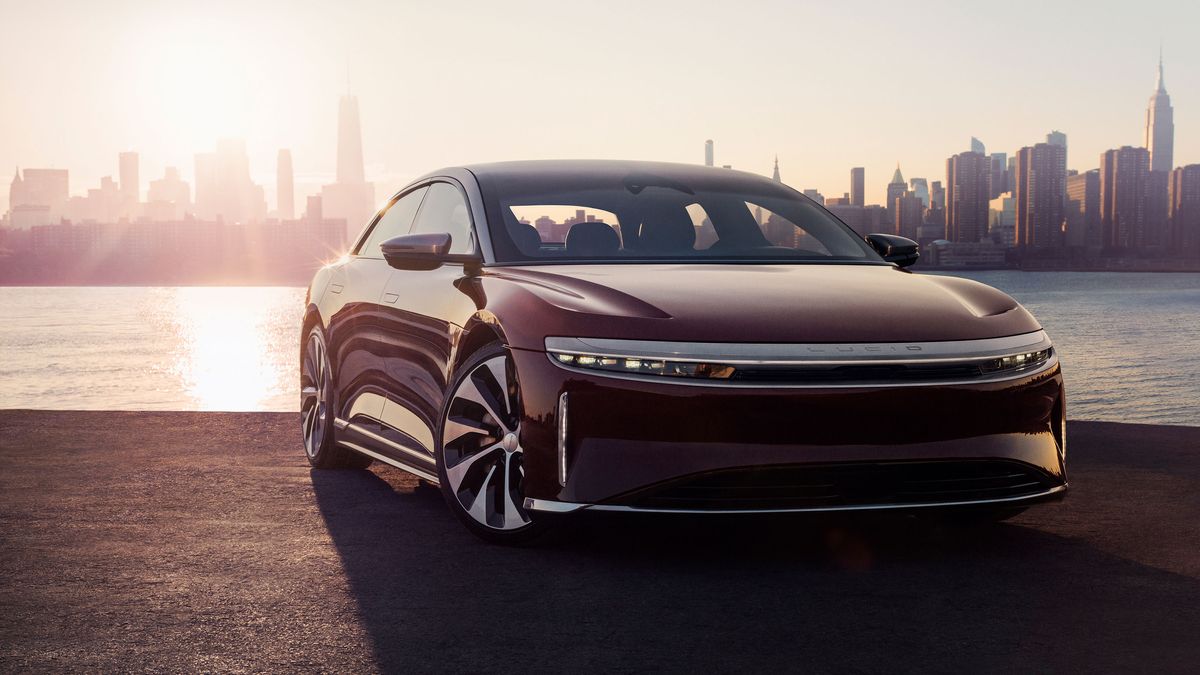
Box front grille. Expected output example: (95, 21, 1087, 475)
(623, 460, 1058, 511)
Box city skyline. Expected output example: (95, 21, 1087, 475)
(2, 53, 1190, 225)
(1, 1, 1197, 213)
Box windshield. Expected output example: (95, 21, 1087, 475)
(476, 164, 883, 264)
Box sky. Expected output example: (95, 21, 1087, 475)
(1, 0, 1197, 213)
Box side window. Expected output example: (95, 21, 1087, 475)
(358, 186, 428, 257)
(746, 201, 833, 255)
(411, 182, 475, 254)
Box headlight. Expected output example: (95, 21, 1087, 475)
(979, 347, 1054, 374)
(549, 351, 736, 379)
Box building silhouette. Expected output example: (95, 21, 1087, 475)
(930, 180, 945, 209)
(1014, 143, 1067, 249)
(886, 164, 906, 223)
(1145, 52, 1174, 173)
(970, 137, 986, 155)
(146, 167, 192, 222)
(194, 139, 266, 224)
(1046, 131, 1068, 168)
(705, 140, 714, 167)
(118, 152, 139, 217)
(321, 94, 376, 238)
(893, 191, 923, 240)
(989, 153, 1008, 198)
(909, 177, 930, 208)
(1168, 165, 1200, 253)
(1066, 169, 1101, 248)
(850, 167, 865, 207)
(946, 151, 990, 242)
(8, 168, 69, 228)
(277, 150, 295, 221)
(989, 193, 1016, 246)
(772, 156, 781, 183)
(1100, 146, 1150, 249)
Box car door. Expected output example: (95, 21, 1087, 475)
(328, 185, 428, 440)
(375, 180, 483, 461)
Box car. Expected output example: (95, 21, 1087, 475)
(300, 160, 1067, 543)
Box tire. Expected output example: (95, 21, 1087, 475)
(300, 324, 371, 470)
(436, 342, 548, 544)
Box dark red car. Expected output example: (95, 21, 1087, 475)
(301, 160, 1066, 543)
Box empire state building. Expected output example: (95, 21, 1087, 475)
(1145, 53, 1174, 173)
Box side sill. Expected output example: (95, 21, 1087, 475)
(523, 484, 1067, 515)
(338, 440, 440, 484)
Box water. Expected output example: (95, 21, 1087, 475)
(0, 274, 1197, 425)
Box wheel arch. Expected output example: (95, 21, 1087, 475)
(453, 312, 510, 373)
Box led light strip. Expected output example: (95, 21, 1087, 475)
(548, 346, 1055, 381)
(551, 352, 736, 379)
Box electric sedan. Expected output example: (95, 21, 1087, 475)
(301, 160, 1066, 543)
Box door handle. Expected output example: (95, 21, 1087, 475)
(329, 283, 344, 294)
(383, 292, 399, 304)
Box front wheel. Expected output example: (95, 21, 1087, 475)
(300, 324, 371, 469)
(436, 343, 547, 544)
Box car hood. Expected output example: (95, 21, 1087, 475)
(481, 264, 1041, 349)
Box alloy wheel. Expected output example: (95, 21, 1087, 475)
(300, 331, 330, 459)
(442, 354, 531, 531)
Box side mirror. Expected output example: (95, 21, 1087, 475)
(380, 233, 474, 271)
(866, 233, 920, 268)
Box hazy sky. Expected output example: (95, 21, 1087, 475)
(2, 0, 1197, 213)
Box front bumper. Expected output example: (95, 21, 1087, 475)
(511, 342, 1067, 513)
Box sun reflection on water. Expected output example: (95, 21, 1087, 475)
(167, 287, 298, 411)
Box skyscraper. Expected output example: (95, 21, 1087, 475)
(909, 177, 929, 208)
(705, 140, 714, 167)
(1066, 169, 1101, 248)
(7, 168, 69, 226)
(893, 191, 923, 240)
(930, 181, 945, 209)
(1145, 52, 1174, 173)
(946, 152, 990, 243)
(194, 139, 266, 224)
(1100, 146, 1150, 249)
(772, 156, 781, 183)
(1046, 131, 1067, 171)
(970, 137, 986, 155)
(989, 153, 1008, 198)
(850, 167, 865, 207)
(277, 150, 295, 221)
(1014, 143, 1067, 249)
(322, 93, 376, 237)
(1168, 165, 1200, 253)
(118, 151, 139, 211)
(886, 164, 906, 221)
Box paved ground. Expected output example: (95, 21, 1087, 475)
(1, 411, 1199, 673)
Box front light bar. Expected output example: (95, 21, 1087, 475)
(545, 332, 1057, 385)
(551, 352, 736, 379)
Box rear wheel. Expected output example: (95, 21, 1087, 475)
(301, 324, 371, 469)
(436, 343, 547, 544)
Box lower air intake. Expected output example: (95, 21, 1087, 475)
(624, 459, 1059, 510)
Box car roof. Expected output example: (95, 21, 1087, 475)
(419, 160, 787, 192)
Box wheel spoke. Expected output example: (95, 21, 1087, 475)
(482, 357, 510, 415)
(446, 443, 503, 491)
(454, 376, 511, 434)
(442, 416, 492, 446)
(467, 463, 498, 524)
(501, 453, 527, 527)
